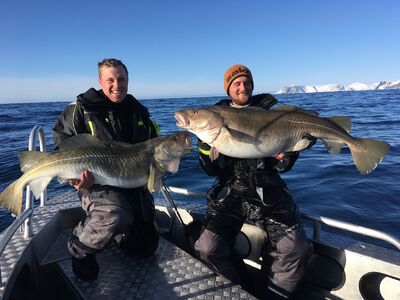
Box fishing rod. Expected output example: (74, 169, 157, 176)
(160, 179, 186, 227)
(160, 178, 204, 253)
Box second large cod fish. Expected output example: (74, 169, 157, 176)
(175, 105, 389, 175)
(0, 132, 192, 216)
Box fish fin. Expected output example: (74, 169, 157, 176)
(349, 138, 390, 175)
(58, 134, 133, 151)
(0, 179, 23, 217)
(290, 139, 314, 152)
(273, 105, 319, 116)
(148, 163, 163, 192)
(210, 147, 220, 161)
(29, 177, 53, 198)
(327, 116, 352, 133)
(19, 151, 49, 172)
(153, 177, 162, 192)
(148, 163, 156, 192)
(101, 140, 135, 148)
(58, 134, 101, 150)
(219, 126, 236, 140)
(322, 139, 344, 154)
(220, 126, 262, 146)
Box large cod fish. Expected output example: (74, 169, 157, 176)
(0, 132, 192, 216)
(175, 105, 389, 175)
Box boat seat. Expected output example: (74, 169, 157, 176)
(302, 241, 346, 291)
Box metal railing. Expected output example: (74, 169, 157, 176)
(24, 125, 47, 238)
(0, 125, 47, 288)
(163, 186, 400, 251)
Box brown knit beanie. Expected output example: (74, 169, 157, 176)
(224, 64, 254, 95)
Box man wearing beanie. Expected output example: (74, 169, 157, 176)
(194, 64, 313, 299)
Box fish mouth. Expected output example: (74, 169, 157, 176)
(174, 112, 190, 129)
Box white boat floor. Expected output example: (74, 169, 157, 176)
(42, 229, 257, 299)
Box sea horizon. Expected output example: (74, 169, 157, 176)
(0, 89, 399, 250)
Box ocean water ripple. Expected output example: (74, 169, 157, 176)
(0, 90, 399, 249)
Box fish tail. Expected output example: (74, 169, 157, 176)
(349, 138, 390, 175)
(0, 179, 24, 217)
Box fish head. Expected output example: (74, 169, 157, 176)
(174, 108, 223, 144)
(168, 131, 192, 155)
(154, 132, 192, 173)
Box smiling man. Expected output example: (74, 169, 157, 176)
(194, 64, 313, 299)
(224, 64, 254, 106)
(97, 59, 129, 103)
(53, 58, 160, 281)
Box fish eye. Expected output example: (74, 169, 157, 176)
(193, 110, 198, 115)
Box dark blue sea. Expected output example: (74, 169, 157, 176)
(1, 90, 399, 249)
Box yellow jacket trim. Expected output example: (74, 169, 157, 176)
(88, 120, 95, 136)
(198, 147, 210, 156)
(151, 120, 161, 136)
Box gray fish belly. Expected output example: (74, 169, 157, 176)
(22, 147, 153, 189)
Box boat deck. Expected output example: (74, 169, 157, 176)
(42, 230, 256, 299)
(0, 191, 257, 299)
(0, 191, 79, 289)
(1, 190, 400, 299)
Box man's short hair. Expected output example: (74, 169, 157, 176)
(98, 58, 129, 78)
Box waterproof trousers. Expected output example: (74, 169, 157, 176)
(68, 188, 159, 259)
(194, 187, 312, 299)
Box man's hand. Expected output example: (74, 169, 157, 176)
(274, 152, 285, 161)
(69, 170, 95, 190)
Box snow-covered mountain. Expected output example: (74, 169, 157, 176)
(275, 80, 400, 94)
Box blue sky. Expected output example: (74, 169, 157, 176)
(0, 0, 399, 103)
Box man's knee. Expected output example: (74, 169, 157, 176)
(288, 227, 312, 261)
(68, 234, 99, 259)
(265, 226, 312, 296)
(194, 229, 230, 263)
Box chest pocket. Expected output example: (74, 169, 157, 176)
(82, 110, 114, 140)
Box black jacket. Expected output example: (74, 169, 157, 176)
(197, 93, 301, 210)
(53, 88, 159, 150)
(52, 88, 159, 209)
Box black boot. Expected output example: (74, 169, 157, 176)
(71, 254, 99, 280)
